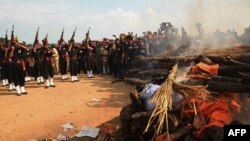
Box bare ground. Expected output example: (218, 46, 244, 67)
(0, 74, 134, 141)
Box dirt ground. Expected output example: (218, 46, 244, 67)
(0, 74, 134, 141)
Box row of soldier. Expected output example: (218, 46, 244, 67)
(0, 26, 147, 96)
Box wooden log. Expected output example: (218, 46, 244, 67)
(207, 56, 250, 66)
(128, 68, 142, 74)
(208, 81, 250, 92)
(211, 76, 242, 83)
(111, 78, 149, 85)
(239, 72, 250, 79)
(136, 69, 168, 76)
(218, 66, 250, 76)
(207, 54, 250, 63)
(131, 111, 152, 119)
(168, 127, 189, 141)
(207, 56, 236, 65)
(136, 56, 196, 63)
(154, 126, 188, 141)
(227, 57, 250, 66)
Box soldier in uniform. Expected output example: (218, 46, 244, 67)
(9, 39, 28, 95)
(77, 44, 86, 75)
(40, 35, 56, 88)
(32, 43, 44, 84)
(68, 40, 79, 82)
(5, 43, 15, 91)
(120, 34, 128, 76)
(0, 42, 8, 86)
(58, 41, 68, 80)
(85, 38, 95, 78)
(114, 39, 124, 79)
(108, 41, 116, 76)
(24, 47, 33, 82)
(94, 41, 102, 74)
(126, 36, 136, 73)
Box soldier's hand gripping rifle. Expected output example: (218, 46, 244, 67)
(58, 27, 64, 45)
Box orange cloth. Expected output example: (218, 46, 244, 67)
(190, 62, 219, 76)
(182, 93, 241, 138)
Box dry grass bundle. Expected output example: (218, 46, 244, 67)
(144, 64, 178, 139)
(174, 82, 212, 102)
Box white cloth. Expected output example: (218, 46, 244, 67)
(139, 83, 160, 111)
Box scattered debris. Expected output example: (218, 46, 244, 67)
(75, 127, 100, 138)
(91, 98, 102, 102)
(62, 122, 74, 132)
(56, 134, 68, 141)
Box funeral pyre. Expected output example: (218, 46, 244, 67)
(113, 23, 250, 141)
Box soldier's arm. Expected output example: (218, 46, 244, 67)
(17, 43, 28, 51)
(59, 44, 62, 51)
(4, 48, 8, 59)
(9, 46, 15, 59)
(45, 46, 55, 54)
(33, 43, 38, 52)
(68, 43, 73, 52)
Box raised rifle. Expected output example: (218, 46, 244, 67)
(45, 34, 48, 41)
(42, 34, 48, 46)
(59, 27, 64, 45)
(87, 27, 90, 37)
(11, 25, 15, 46)
(70, 27, 77, 43)
(34, 27, 39, 46)
(83, 27, 90, 46)
(5, 29, 8, 48)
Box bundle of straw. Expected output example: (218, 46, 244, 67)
(144, 64, 178, 139)
(174, 82, 211, 102)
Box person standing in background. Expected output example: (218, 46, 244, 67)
(52, 45, 59, 74)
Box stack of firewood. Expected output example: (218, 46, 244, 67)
(114, 45, 250, 141)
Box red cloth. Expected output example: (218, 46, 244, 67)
(182, 93, 241, 138)
(190, 62, 219, 76)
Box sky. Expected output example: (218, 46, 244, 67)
(0, 0, 249, 43)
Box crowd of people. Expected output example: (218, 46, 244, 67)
(0, 22, 192, 96)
